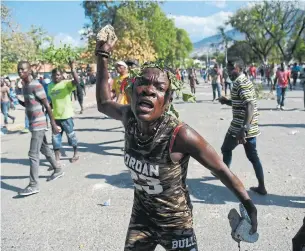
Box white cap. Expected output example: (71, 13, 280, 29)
(115, 61, 128, 68)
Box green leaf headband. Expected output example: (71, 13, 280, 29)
(125, 60, 196, 118)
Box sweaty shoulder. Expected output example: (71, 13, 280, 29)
(171, 124, 194, 152)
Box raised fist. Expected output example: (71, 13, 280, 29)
(95, 24, 117, 55)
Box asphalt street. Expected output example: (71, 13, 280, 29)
(1, 82, 305, 251)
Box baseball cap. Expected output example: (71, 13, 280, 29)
(115, 61, 128, 68)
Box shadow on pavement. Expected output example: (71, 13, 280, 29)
(85, 171, 305, 209)
(75, 116, 112, 120)
(60, 139, 125, 157)
(188, 176, 305, 209)
(1, 158, 50, 167)
(86, 170, 134, 189)
(258, 108, 300, 111)
(259, 123, 305, 128)
(1, 175, 49, 193)
(74, 126, 124, 133)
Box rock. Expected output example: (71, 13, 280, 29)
(220, 118, 225, 120)
(286, 216, 290, 220)
(288, 130, 299, 135)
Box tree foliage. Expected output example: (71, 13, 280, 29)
(228, 0, 305, 63)
(1, 4, 53, 74)
(227, 41, 259, 64)
(43, 44, 80, 69)
(82, 1, 193, 65)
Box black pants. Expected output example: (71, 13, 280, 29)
(224, 82, 231, 96)
(221, 133, 265, 186)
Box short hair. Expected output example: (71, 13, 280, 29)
(229, 58, 245, 71)
(52, 68, 63, 75)
(18, 61, 31, 68)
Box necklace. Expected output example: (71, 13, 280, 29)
(133, 116, 167, 147)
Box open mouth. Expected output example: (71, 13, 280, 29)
(137, 99, 154, 113)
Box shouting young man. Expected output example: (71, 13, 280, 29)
(95, 35, 258, 250)
(17, 61, 64, 196)
(218, 59, 267, 196)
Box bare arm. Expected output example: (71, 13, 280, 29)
(172, 125, 257, 233)
(243, 101, 254, 128)
(6, 88, 13, 102)
(41, 98, 59, 134)
(96, 56, 127, 120)
(68, 61, 80, 86)
(18, 98, 25, 107)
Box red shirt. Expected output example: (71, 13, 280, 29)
(249, 66, 256, 77)
(276, 70, 290, 87)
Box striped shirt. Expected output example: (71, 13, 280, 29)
(23, 80, 47, 131)
(228, 74, 260, 138)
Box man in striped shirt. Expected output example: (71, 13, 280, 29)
(218, 59, 267, 195)
(17, 61, 64, 196)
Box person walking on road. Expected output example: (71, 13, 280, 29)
(188, 68, 197, 95)
(208, 63, 223, 101)
(291, 62, 301, 90)
(17, 61, 64, 196)
(48, 60, 80, 164)
(274, 63, 290, 110)
(223, 66, 232, 96)
(1, 79, 15, 125)
(95, 33, 258, 251)
(218, 59, 267, 196)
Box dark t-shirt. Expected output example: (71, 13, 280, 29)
(124, 113, 193, 228)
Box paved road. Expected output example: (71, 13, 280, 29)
(1, 82, 305, 251)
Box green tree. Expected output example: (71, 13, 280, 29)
(42, 44, 79, 69)
(250, 1, 305, 62)
(228, 7, 275, 62)
(82, 1, 192, 65)
(229, 0, 305, 63)
(227, 41, 259, 64)
(293, 38, 305, 62)
(173, 28, 193, 67)
(1, 4, 53, 74)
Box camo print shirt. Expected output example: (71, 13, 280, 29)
(124, 114, 193, 229)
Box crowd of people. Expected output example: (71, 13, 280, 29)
(191, 62, 305, 110)
(1, 33, 305, 249)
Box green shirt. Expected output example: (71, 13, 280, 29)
(48, 80, 76, 120)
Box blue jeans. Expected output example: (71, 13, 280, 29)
(212, 83, 221, 100)
(276, 86, 287, 107)
(25, 113, 29, 129)
(52, 118, 78, 150)
(1, 101, 14, 124)
(221, 133, 265, 186)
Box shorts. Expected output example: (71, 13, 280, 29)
(52, 117, 78, 150)
(124, 212, 198, 251)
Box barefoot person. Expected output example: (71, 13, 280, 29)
(17, 61, 64, 196)
(95, 33, 258, 250)
(218, 59, 267, 195)
(48, 60, 80, 164)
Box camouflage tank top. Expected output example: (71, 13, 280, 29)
(124, 114, 193, 228)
